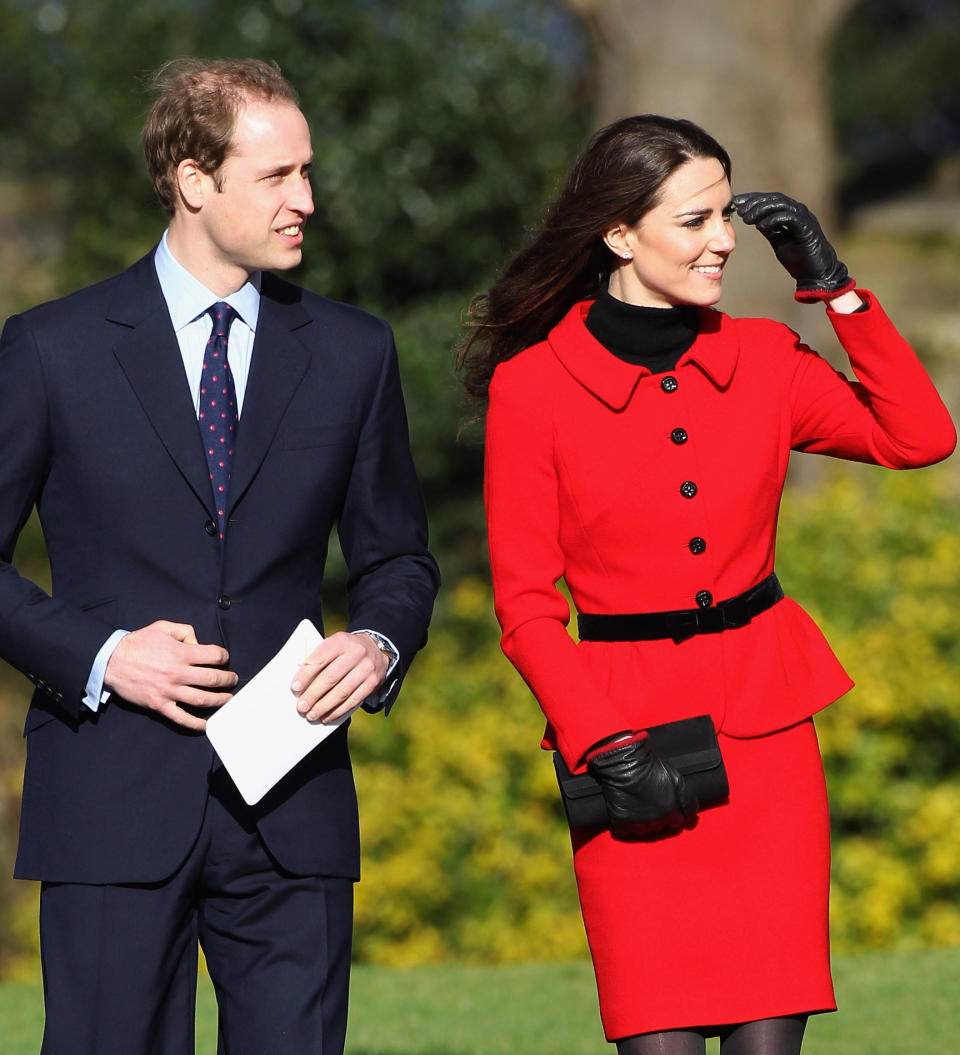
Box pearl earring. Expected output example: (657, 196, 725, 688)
(621, 252, 632, 260)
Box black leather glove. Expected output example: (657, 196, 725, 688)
(732, 191, 855, 303)
(586, 731, 698, 836)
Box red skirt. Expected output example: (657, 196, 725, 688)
(571, 719, 835, 1040)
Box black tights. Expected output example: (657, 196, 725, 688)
(616, 1015, 807, 1055)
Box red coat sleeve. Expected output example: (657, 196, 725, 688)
(484, 352, 633, 767)
(789, 291, 956, 465)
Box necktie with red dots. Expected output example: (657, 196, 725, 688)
(200, 302, 239, 539)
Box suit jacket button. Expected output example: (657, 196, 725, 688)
(689, 536, 707, 554)
(696, 590, 713, 608)
(660, 375, 678, 393)
(218, 595, 232, 610)
(670, 427, 688, 444)
(680, 480, 697, 498)
(204, 519, 217, 536)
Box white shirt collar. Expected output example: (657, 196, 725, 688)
(154, 229, 262, 332)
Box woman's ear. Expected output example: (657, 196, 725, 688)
(603, 222, 634, 261)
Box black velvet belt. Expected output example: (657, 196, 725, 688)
(577, 573, 784, 644)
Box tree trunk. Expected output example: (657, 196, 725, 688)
(564, 0, 857, 327)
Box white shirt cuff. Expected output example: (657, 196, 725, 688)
(82, 629, 129, 712)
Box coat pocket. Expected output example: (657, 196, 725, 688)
(23, 699, 60, 735)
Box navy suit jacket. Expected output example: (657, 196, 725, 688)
(0, 250, 439, 884)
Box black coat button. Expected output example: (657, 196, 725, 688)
(660, 375, 678, 393)
(680, 480, 697, 498)
(670, 427, 688, 445)
(218, 595, 232, 610)
(204, 519, 217, 536)
(689, 537, 707, 555)
(696, 590, 713, 608)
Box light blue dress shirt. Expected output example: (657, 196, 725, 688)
(82, 233, 396, 711)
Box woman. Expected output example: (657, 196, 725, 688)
(457, 116, 955, 1055)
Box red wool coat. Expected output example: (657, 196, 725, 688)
(484, 291, 955, 1036)
(485, 293, 956, 769)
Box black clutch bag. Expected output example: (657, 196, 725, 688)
(552, 714, 729, 829)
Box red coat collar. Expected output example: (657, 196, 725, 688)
(547, 300, 740, 411)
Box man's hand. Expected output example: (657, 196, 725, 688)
(104, 620, 237, 731)
(290, 631, 389, 724)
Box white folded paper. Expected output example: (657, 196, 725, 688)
(206, 619, 348, 805)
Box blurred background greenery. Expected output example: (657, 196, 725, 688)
(0, 0, 958, 985)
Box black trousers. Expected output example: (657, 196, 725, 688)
(38, 776, 353, 1055)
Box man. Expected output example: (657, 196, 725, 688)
(0, 58, 439, 1053)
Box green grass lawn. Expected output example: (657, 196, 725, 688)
(1, 946, 957, 1053)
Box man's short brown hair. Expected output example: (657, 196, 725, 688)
(142, 58, 301, 216)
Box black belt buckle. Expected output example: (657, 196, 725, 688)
(695, 605, 724, 634)
(672, 607, 718, 642)
(673, 597, 748, 642)
(718, 593, 752, 630)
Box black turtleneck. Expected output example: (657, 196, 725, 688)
(585, 287, 700, 374)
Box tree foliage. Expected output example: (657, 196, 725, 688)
(0, 0, 586, 313)
(831, 0, 960, 206)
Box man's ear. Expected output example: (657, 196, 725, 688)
(175, 158, 210, 211)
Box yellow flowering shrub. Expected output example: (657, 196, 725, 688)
(1, 460, 957, 975)
(351, 576, 587, 965)
(352, 459, 960, 963)
(778, 460, 960, 951)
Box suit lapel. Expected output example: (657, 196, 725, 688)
(228, 277, 311, 512)
(108, 258, 312, 519)
(109, 254, 215, 513)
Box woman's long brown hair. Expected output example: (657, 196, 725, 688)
(455, 115, 731, 410)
